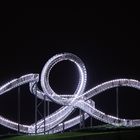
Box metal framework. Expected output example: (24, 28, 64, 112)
(0, 53, 140, 135)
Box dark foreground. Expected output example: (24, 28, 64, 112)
(1, 125, 140, 140)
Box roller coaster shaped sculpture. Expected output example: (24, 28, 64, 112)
(0, 53, 140, 135)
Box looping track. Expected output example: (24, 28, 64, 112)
(0, 53, 140, 135)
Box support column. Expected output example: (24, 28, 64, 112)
(116, 87, 119, 120)
(62, 122, 64, 133)
(44, 95, 46, 134)
(79, 109, 84, 129)
(82, 110, 85, 128)
(17, 87, 20, 134)
(90, 116, 93, 128)
(79, 109, 81, 129)
(35, 90, 37, 134)
(47, 101, 50, 134)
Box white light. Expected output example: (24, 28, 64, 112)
(0, 53, 140, 135)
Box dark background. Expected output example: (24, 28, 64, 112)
(0, 8, 140, 134)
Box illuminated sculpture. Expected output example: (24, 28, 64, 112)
(0, 53, 140, 135)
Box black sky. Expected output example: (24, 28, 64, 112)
(0, 8, 140, 134)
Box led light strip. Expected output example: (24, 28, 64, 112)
(0, 53, 140, 135)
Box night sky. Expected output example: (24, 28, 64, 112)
(0, 8, 140, 134)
